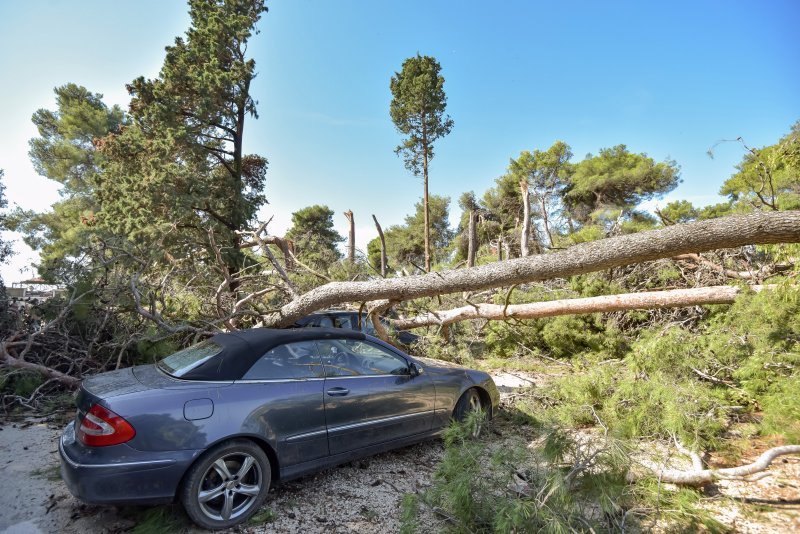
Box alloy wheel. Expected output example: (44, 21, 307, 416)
(197, 452, 263, 522)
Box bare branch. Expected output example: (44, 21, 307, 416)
(637, 445, 800, 486)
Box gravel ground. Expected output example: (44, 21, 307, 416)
(0, 419, 443, 534)
(1, 371, 798, 533)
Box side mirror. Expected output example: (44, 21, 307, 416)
(409, 362, 423, 377)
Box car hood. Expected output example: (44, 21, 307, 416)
(414, 356, 471, 372)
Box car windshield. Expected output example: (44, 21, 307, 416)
(157, 340, 223, 377)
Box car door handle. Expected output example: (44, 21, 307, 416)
(326, 387, 350, 397)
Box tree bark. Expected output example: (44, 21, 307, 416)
(637, 445, 800, 486)
(423, 144, 431, 272)
(520, 180, 531, 257)
(372, 214, 388, 277)
(344, 210, 355, 263)
(539, 195, 555, 248)
(467, 210, 477, 267)
(259, 211, 800, 328)
(1, 343, 81, 387)
(393, 285, 770, 330)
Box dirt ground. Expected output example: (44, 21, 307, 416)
(0, 371, 798, 533)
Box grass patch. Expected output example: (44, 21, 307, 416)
(399, 494, 419, 534)
(31, 464, 61, 481)
(129, 506, 187, 534)
(249, 507, 276, 524)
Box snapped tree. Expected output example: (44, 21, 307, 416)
(259, 210, 800, 328)
(367, 195, 452, 273)
(508, 141, 573, 253)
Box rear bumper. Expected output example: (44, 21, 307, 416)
(59, 422, 200, 505)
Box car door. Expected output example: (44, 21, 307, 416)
(316, 338, 436, 455)
(235, 341, 328, 467)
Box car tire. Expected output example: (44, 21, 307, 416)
(180, 439, 271, 530)
(453, 388, 485, 437)
(453, 388, 484, 422)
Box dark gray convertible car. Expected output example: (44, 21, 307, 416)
(59, 328, 499, 530)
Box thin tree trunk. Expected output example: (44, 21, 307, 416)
(282, 238, 295, 271)
(344, 210, 355, 263)
(423, 145, 431, 272)
(372, 214, 388, 277)
(393, 285, 770, 330)
(258, 211, 800, 328)
(467, 210, 477, 267)
(540, 196, 555, 248)
(520, 180, 531, 257)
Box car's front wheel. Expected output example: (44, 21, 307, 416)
(453, 388, 483, 421)
(180, 439, 271, 530)
(453, 388, 485, 437)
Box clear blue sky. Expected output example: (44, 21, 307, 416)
(1, 0, 798, 282)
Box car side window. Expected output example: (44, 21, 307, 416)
(242, 341, 323, 380)
(362, 317, 377, 335)
(316, 339, 410, 377)
(334, 314, 354, 329)
(317, 315, 334, 328)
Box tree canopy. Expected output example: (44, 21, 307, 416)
(285, 205, 343, 270)
(565, 144, 680, 224)
(10, 84, 124, 276)
(96, 0, 268, 280)
(720, 121, 800, 211)
(390, 54, 453, 271)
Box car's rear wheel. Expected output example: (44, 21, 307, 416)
(180, 439, 271, 530)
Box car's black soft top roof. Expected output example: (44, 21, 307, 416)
(181, 328, 367, 381)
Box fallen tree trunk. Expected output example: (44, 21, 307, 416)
(261, 211, 800, 327)
(393, 285, 770, 330)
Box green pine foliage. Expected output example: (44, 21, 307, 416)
(404, 414, 723, 533)
(518, 286, 800, 449)
(367, 195, 453, 272)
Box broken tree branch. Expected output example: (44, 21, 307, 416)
(673, 252, 790, 280)
(638, 444, 800, 486)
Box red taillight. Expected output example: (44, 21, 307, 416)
(77, 404, 136, 447)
